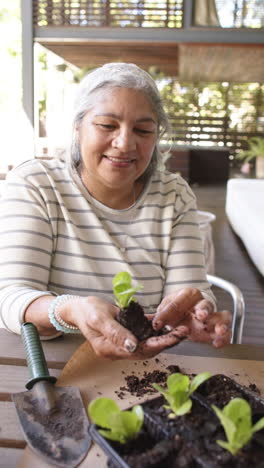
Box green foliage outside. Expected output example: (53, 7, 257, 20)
(236, 137, 264, 161)
(150, 71, 263, 123)
(1, 2, 263, 166)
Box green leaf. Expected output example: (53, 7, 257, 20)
(188, 372, 212, 396)
(216, 439, 238, 456)
(88, 397, 120, 428)
(236, 137, 264, 162)
(171, 398, 192, 416)
(112, 272, 143, 308)
(167, 373, 190, 394)
(132, 405, 144, 431)
(98, 428, 126, 444)
(112, 272, 132, 288)
(153, 372, 211, 417)
(120, 410, 143, 439)
(212, 398, 261, 455)
(88, 397, 143, 444)
(252, 417, 264, 433)
(223, 398, 253, 449)
(212, 404, 237, 445)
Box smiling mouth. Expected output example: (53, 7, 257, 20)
(103, 155, 135, 163)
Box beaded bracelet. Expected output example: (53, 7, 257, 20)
(48, 295, 81, 334)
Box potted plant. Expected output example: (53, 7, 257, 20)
(113, 272, 169, 341)
(236, 137, 264, 179)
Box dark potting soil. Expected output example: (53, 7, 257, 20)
(143, 394, 264, 467)
(118, 365, 181, 398)
(196, 374, 263, 411)
(116, 301, 161, 341)
(92, 374, 264, 468)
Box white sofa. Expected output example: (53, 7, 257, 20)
(226, 178, 264, 276)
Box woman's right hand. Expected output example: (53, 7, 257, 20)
(61, 296, 137, 358)
(61, 296, 185, 360)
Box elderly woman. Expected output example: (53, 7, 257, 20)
(0, 63, 230, 359)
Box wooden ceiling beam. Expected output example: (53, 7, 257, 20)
(39, 40, 264, 82)
(40, 41, 179, 76)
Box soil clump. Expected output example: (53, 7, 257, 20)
(116, 301, 160, 341)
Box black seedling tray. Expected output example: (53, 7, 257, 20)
(195, 373, 264, 412)
(89, 420, 179, 468)
(89, 374, 264, 468)
(89, 425, 130, 468)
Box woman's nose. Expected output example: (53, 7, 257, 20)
(112, 128, 136, 151)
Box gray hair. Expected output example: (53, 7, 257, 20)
(69, 62, 170, 177)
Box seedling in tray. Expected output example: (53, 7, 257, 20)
(88, 397, 144, 444)
(212, 397, 264, 455)
(153, 371, 211, 417)
(89, 374, 264, 468)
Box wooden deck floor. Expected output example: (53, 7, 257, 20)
(192, 183, 264, 346)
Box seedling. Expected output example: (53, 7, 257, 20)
(112, 271, 143, 309)
(212, 397, 264, 456)
(88, 397, 144, 444)
(113, 272, 161, 341)
(153, 372, 211, 417)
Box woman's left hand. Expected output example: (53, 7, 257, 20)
(152, 288, 231, 348)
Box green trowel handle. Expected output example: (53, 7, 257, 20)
(21, 322, 57, 390)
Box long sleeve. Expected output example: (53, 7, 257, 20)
(0, 164, 57, 334)
(0, 160, 216, 335)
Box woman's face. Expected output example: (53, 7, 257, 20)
(77, 87, 158, 194)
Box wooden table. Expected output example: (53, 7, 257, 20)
(0, 329, 263, 468)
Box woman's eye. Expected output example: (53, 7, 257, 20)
(97, 124, 116, 130)
(135, 128, 153, 135)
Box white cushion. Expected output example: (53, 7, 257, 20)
(226, 179, 264, 276)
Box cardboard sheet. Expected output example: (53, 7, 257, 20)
(18, 341, 264, 468)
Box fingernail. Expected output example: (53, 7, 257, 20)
(124, 339, 137, 353)
(196, 309, 208, 320)
(216, 324, 228, 335)
(162, 325, 173, 333)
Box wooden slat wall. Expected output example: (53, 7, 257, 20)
(42, 41, 179, 76)
(166, 115, 263, 155)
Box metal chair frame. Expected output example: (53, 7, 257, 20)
(207, 274, 245, 345)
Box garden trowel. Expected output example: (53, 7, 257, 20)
(12, 322, 91, 467)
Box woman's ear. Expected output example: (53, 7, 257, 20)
(74, 123, 81, 144)
(75, 122, 80, 134)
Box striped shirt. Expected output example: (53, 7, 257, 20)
(0, 158, 215, 335)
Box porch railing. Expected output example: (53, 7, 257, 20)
(167, 115, 262, 155)
(32, 0, 263, 28)
(32, 0, 184, 28)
